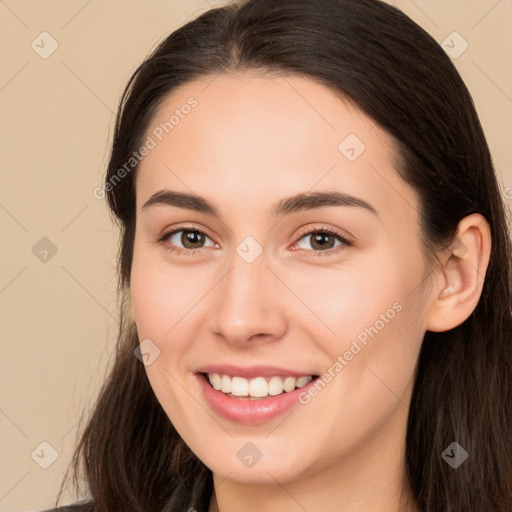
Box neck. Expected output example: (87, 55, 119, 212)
(208, 398, 421, 512)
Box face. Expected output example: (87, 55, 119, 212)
(130, 72, 432, 485)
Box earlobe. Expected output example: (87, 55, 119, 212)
(426, 213, 492, 333)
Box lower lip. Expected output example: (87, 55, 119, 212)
(196, 373, 318, 425)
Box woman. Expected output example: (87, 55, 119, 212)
(48, 0, 512, 510)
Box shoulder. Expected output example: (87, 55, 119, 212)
(40, 503, 93, 512)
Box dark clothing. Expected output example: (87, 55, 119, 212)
(42, 504, 91, 512)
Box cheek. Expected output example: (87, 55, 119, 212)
(291, 248, 426, 408)
(318, 239, 426, 353)
(130, 250, 208, 430)
(281, 256, 411, 346)
(130, 244, 210, 341)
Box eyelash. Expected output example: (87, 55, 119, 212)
(155, 224, 353, 257)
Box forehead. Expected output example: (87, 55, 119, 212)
(135, 72, 418, 222)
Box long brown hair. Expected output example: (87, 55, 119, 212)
(56, 0, 512, 510)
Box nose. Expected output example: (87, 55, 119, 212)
(207, 250, 288, 346)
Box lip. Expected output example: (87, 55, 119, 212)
(195, 363, 317, 379)
(195, 371, 320, 425)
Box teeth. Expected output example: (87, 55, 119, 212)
(283, 376, 296, 392)
(221, 374, 231, 393)
(206, 373, 313, 398)
(210, 373, 222, 390)
(231, 376, 249, 396)
(249, 377, 268, 397)
(296, 376, 311, 388)
(268, 376, 283, 396)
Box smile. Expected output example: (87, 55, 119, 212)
(196, 371, 321, 424)
(206, 373, 314, 399)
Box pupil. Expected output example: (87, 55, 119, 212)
(184, 231, 203, 248)
(313, 233, 334, 249)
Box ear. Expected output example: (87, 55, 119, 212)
(425, 213, 492, 332)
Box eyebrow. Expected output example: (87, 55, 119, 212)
(141, 189, 379, 218)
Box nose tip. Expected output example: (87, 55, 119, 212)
(207, 257, 287, 346)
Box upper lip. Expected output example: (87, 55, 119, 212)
(195, 364, 319, 379)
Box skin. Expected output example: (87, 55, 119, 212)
(129, 72, 491, 512)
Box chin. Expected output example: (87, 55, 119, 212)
(196, 440, 315, 485)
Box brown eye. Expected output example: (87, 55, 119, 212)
(176, 230, 206, 249)
(158, 228, 217, 255)
(293, 227, 353, 255)
(307, 232, 338, 250)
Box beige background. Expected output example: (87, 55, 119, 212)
(1, 0, 511, 510)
